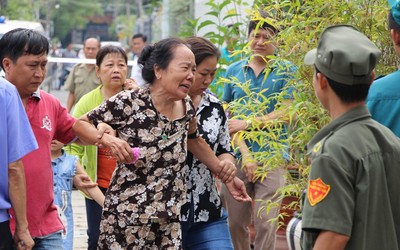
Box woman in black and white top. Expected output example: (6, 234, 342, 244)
(181, 36, 251, 250)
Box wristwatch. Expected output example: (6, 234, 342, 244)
(245, 119, 252, 130)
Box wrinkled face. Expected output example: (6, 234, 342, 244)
(3, 53, 48, 98)
(131, 37, 146, 56)
(249, 28, 277, 57)
(84, 38, 100, 59)
(51, 140, 64, 152)
(96, 53, 127, 89)
(189, 56, 218, 97)
(156, 45, 196, 100)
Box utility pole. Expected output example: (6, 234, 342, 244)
(126, 0, 131, 17)
(136, 0, 144, 18)
(44, 0, 53, 38)
(0, 0, 7, 10)
(161, 0, 169, 38)
(113, 0, 118, 20)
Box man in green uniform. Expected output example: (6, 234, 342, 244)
(301, 24, 400, 249)
(65, 37, 100, 112)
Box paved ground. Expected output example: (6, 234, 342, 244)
(72, 190, 88, 249)
(70, 189, 288, 250)
(49, 88, 289, 250)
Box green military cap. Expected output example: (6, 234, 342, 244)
(389, 0, 400, 25)
(304, 25, 381, 85)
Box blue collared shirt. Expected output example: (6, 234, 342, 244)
(0, 78, 37, 222)
(222, 57, 297, 154)
(366, 70, 400, 137)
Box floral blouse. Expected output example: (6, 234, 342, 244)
(87, 87, 195, 224)
(181, 89, 233, 223)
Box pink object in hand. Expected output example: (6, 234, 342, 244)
(130, 147, 140, 164)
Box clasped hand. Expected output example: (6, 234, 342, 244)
(96, 123, 135, 164)
(217, 160, 237, 183)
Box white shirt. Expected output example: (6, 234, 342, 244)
(130, 55, 146, 87)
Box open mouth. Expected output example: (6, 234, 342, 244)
(179, 83, 191, 90)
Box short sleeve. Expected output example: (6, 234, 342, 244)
(7, 87, 38, 163)
(222, 67, 233, 103)
(53, 100, 76, 145)
(215, 105, 233, 156)
(302, 154, 355, 237)
(64, 66, 76, 92)
(87, 91, 131, 129)
(276, 60, 298, 100)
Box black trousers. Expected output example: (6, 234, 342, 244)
(0, 220, 14, 250)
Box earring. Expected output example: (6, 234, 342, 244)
(156, 74, 161, 79)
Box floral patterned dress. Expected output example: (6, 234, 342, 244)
(181, 89, 233, 223)
(86, 87, 195, 249)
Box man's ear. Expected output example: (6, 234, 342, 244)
(95, 65, 100, 78)
(370, 70, 376, 85)
(2, 58, 11, 73)
(390, 29, 400, 45)
(316, 72, 328, 90)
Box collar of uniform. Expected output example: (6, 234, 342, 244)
(196, 89, 220, 114)
(242, 56, 277, 70)
(203, 89, 221, 105)
(307, 105, 371, 154)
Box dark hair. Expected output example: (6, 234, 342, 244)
(315, 67, 370, 103)
(138, 37, 190, 84)
(96, 45, 127, 67)
(248, 20, 277, 37)
(184, 36, 220, 66)
(388, 11, 400, 32)
(0, 28, 49, 71)
(227, 24, 240, 36)
(132, 33, 147, 43)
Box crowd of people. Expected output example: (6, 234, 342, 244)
(1, 1, 400, 250)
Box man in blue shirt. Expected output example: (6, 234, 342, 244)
(0, 77, 38, 250)
(367, 0, 400, 136)
(220, 19, 297, 250)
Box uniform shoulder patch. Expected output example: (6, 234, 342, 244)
(312, 141, 323, 155)
(308, 131, 334, 158)
(307, 178, 330, 206)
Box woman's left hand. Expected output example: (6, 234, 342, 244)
(100, 133, 135, 164)
(124, 78, 138, 90)
(217, 160, 237, 183)
(96, 123, 116, 147)
(95, 123, 135, 163)
(225, 177, 252, 202)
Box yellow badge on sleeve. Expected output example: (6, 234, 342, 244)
(307, 178, 330, 206)
(313, 141, 322, 154)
